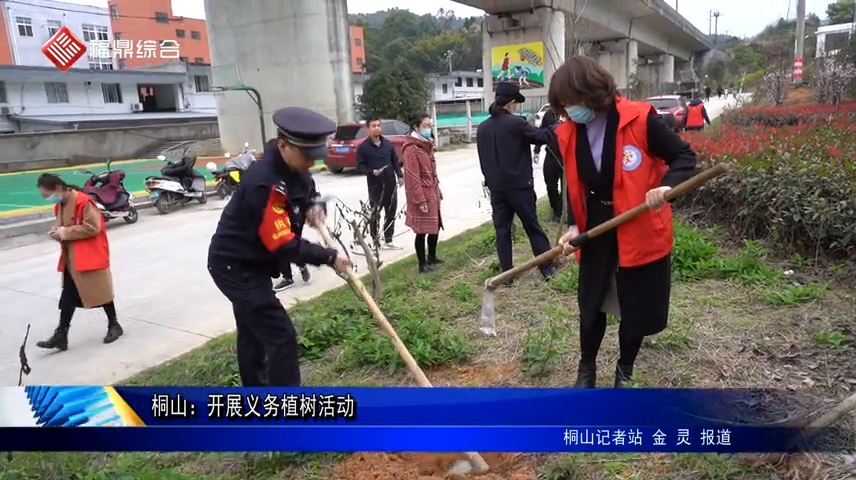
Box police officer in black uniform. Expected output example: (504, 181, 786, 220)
(207, 107, 351, 387)
(477, 82, 556, 278)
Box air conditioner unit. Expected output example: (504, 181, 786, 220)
(130, 103, 143, 112)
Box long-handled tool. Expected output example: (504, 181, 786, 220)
(479, 164, 728, 336)
(315, 224, 492, 475)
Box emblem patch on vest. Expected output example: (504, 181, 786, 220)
(622, 145, 642, 171)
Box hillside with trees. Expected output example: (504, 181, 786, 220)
(350, 8, 484, 74)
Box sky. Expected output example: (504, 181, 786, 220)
(65, 0, 835, 38)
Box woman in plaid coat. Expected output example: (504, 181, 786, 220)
(402, 112, 443, 273)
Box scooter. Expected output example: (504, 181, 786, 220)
(144, 151, 207, 215)
(80, 159, 139, 224)
(206, 142, 255, 199)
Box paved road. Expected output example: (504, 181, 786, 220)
(0, 96, 739, 386)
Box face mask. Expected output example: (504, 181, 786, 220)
(419, 128, 432, 139)
(566, 105, 595, 124)
(46, 194, 62, 204)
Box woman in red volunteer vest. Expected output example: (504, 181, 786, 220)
(36, 174, 123, 352)
(548, 56, 698, 388)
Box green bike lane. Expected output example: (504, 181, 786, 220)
(0, 157, 226, 216)
(0, 157, 327, 217)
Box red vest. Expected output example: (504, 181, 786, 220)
(685, 104, 704, 127)
(55, 191, 110, 272)
(556, 97, 674, 267)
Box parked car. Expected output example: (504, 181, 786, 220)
(324, 119, 410, 174)
(645, 95, 686, 132)
(533, 104, 552, 127)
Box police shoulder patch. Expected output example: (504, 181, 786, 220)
(621, 145, 643, 171)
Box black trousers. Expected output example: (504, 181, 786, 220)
(490, 187, 551, 272)
(542, 156, 568, 219)
(280, 260, 305, 280)
(368, 179, 397, 244)
(208, 260, 300, 387)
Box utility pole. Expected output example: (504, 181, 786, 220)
(709, 11, 721, 47)
(794, 0, 805, 83)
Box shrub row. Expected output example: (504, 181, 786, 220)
(681, 103, 856, 260)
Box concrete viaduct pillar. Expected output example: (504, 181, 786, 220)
(480, 4, 567, 111)
(204, 0, 354, 153)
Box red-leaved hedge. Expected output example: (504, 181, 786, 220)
(680, 103, 856, 260)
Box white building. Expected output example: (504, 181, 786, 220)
(0, 63, 216, 133)
(0, 1, 216, 132)
(4, 0, 115, 69)
(815, 22, 854, 58)
(428, 71, 484, 101)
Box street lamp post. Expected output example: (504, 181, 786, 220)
(211, 84, 266, 148)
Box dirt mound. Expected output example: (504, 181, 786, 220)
(330, 452, 535, 480)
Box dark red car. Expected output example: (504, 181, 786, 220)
(645, 95, 686, 132)
(324, 119, 410, 174)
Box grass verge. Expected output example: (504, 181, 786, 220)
(5, 202, 855, 480)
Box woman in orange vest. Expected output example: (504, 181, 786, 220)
(548, 56, 698, 388)
(36, 173, 123, 352)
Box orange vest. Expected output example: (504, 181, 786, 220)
(556, 97, 673, 268)
(55, 191, 111, 272)
(685, 104, 704, 127)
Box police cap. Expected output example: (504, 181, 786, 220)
(273, 107, 337, 160)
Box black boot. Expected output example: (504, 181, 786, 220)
(427, 256, 444, 265)
(36, 327, 69, 351)
(104, 323, 124, 344)
(573, 362, 597, 388)
(418, 263, 434, 273)
(614, 364, 634, 388)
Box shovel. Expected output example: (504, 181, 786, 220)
(314, 223, 491, 475)
(479, 164, 728, 336)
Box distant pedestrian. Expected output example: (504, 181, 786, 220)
(682, 97, 711, 131)
(703, 85, 711, 102)
(36, 173, 123, 352)
(532, 107, 569, 222)
(716, 86, 723, 98)
(356, 117, 404, 250)
(402, 111, 444, 273)
(476, 81, 556, 279)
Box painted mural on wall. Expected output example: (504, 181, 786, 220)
(490, 41, 545, 89)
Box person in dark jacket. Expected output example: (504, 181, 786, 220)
(682, 98, 711, 131)
(272, 155, 313, 292)
(533, 107, 570, 222)
(549, 56, 698, 388)
(207, 107, 351, 387)
(476, 81, 556, 278)
(356, 117, 404, 250)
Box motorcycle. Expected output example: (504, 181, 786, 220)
(144, 150, 208, 215)
(206, 142, 255, 199)
(79, 159, 139, 224)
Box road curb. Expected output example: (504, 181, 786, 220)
(0, 165, 329, 238)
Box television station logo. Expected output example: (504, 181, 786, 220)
(41, 26, 86, 72)
(42, 27, 182, 71)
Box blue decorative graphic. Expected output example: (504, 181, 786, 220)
(23, 386, 122, 427)
(621, 145, 643, 171)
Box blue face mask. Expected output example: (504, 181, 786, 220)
(566, 105, 596, 124)
(46, 194, 62, 204)
(419, 128, 432, 139)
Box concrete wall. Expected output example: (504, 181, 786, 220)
(0, 121, 218, 172)
(205, 0, 354, 153)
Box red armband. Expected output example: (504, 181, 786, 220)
(258, 185, 295, 252)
